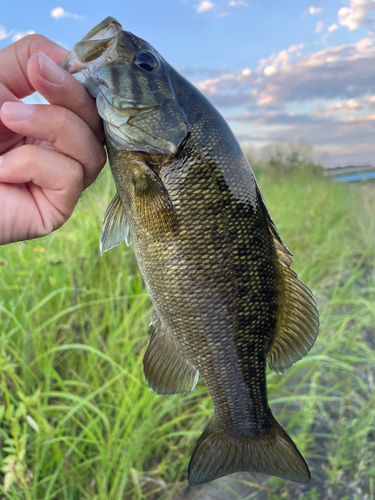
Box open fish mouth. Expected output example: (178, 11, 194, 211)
(61, 16, 190, 156)
(60, 17, 167, 153)
(60, 17, 123, 92)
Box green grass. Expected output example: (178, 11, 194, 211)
(0, 165, 374, 500)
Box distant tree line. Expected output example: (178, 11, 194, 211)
(244, 142, 324, 178)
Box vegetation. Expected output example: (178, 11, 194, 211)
(0, 161, 374, 500)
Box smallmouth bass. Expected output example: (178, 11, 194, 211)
(61, 18, 319, 486)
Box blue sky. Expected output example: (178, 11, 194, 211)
(1, 0, 375, 166)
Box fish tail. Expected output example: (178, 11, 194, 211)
(188, 414, 310, 486)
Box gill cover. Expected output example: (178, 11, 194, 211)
(60, 17, 191, 155)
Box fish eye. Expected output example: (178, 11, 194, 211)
(134, 52, 158, 72)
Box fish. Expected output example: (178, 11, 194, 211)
(61, 17, 319, 487)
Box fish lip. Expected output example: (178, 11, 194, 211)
(81, 16, 122, 41)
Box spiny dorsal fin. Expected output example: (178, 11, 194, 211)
(257, 186, 291, 257)
(257, 188, 319, 374)
(143, 313, 199, 395)
(100, 192, 131, 255)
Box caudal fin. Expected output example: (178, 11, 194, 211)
(188, 416, 310, 486)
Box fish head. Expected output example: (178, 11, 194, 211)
(61, 17, 191, 155)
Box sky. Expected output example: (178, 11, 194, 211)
(1, 0, 375, 167)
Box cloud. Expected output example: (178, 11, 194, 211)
(180, 67, 233, 78)
(316, 21, 324, 33)
(0, 26, 12, 40)
(195, 71, 245, 95)
(51, 7, 83, 20)
(232, 111, 375, 166)
(194, 37, 375, 110)
(0, 26, 35, 43)
(314, 96, 375, 116)
(255, 38, 375, 106)
(196, 0, 215, 13)
(314, 23, 339, 46)
(338, 0, 375, 31)
(12, 31, 35, 42)
(328, 23, 339, 33)
(193, 36, 375, 162)
(257, 43, 304, 82)
(194, 44, 305, 106)
(229, 0, 248, 6)
(191, 34, 375, 166)
(192, 0, 247, 15)
(308, 6, 324, 15)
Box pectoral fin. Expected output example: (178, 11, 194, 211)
(100, 192, 131, 255)
(132, 162, 178, 234)
(143, 314, 198, 395)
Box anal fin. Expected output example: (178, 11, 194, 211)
(143, 314, 198, 395)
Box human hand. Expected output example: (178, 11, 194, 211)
(0, 35, 106, 245)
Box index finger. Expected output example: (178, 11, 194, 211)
(0, 34, 67, 98)
(27, 52, 104, 143)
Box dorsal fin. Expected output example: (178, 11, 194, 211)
(257, 188, 319, 374)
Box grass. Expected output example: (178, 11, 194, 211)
(0, 164, 374, 500)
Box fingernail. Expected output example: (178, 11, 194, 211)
(0, 156, 3, 168)
(39, 52, 65, 84)
(2, 102, 34, 121)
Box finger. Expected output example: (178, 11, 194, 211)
(27, 52, 104, 143)
(0, 83, 23, 154)
(0, 145, 84, 243)
(0, 35, 67, 99)
(0, 102, 106, 188)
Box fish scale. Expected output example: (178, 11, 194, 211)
(61, 16, 319, 487)
(111, 133, 281, 458)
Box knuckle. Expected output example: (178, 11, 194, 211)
(19, 35, 52, 62)
(27, 146, 39, 171)
(27, 34, 65, 59)
(98, 146, 107, 169)
(74, 85, 92, 110)
(38, 220, 55, 238)
(52, 107, 75, 141)
(24, 34, 48, 46)
(10, 144, 39, 170)
(83, 144, 106, 187)
(15, 34, 45, 52)
(70, 160, 84, 186)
